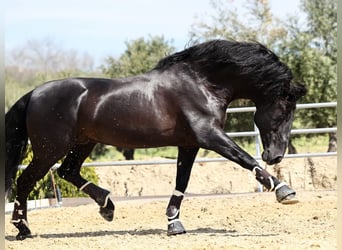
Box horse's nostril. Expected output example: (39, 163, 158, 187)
(264, 154, 283, 165)
(261, 150, 269, 162)
(268, 156, 283, 165)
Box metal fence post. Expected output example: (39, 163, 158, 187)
(254, 122, 263, 192)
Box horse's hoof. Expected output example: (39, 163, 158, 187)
(13, 220, 32, 240)
(99, 206, 114, 221)
(280, 194, 299, 204)
(167, 219, 186, 236)
(275, 184, 299, 205)
(16, 231, 32, 241)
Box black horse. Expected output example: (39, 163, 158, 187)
(6, 40, 306, 240)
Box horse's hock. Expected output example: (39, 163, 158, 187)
(95, 156, 337, 197)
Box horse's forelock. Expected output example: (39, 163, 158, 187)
(290, 83, 307, 101)
(278, 82, 307, 108)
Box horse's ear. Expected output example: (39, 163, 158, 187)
(289, 83, 307, 101)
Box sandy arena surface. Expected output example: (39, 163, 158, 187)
(5, 157, 337, 249)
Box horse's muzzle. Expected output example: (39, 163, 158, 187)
(262, 150, 283, 165)
(268, 155, 283, 165)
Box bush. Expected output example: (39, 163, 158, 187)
(9, 167, 99, 202)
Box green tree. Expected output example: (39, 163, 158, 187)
(279, 0, 337, 151)
(301, 0, 336, 62)
(190, 0, 337, 151)
(190, 0, 287, 47)
(190, 0, 286, 144)
(102, 35, 175, 78)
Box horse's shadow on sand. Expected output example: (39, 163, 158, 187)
(5, 228, 278, 241)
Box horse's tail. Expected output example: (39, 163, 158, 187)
(5, 91, 32, 199)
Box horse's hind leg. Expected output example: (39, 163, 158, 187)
(166, 147, 199, 236)
(11, 158, 56, 240)
(57, 143, 115, 221)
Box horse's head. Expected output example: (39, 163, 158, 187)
(254, 83, 307, 165)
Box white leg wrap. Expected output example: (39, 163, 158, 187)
(268, 177, 275, 191)
(102, 193, 111, 208)
(173, 190, 184, 197)
(275, 182, 287, 191)
(252, 166, 264, 175)
(22, 219, 29, 227)
(11, 219, 29, 226)
(79, 181, 92, 191)
(14, 200, 20, 206)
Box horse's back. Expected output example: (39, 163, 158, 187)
(25, 77, 180, 148)
(77, 76, 187, 147)
(27, 77, 117, 119)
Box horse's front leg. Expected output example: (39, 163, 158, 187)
(197, 127, 298, 204)
(166, 147, 199, 236)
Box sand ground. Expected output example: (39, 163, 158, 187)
(5, 157, 337, 249)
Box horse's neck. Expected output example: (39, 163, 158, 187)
(229, 82, 264, 106)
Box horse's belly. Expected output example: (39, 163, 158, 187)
(87, 126, 185, 148)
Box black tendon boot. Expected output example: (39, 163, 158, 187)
(166, 191, 186, 235)
(80, 181, 115, 221)
(11, 199, 32, 240)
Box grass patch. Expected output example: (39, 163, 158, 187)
(290, 134, 329, 153)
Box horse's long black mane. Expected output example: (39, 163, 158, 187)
(154, 40, 293, 97)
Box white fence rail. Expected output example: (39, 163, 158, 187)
(226, 102, 337, 161)
(226, 102, 337, 137)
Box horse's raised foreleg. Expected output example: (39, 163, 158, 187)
(252, 166, 297, 204)
(11, 159, 54, 240)
(57, 143, 115, 221)
(197, 127, 297, 204)
(166, 147, 199, 236)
